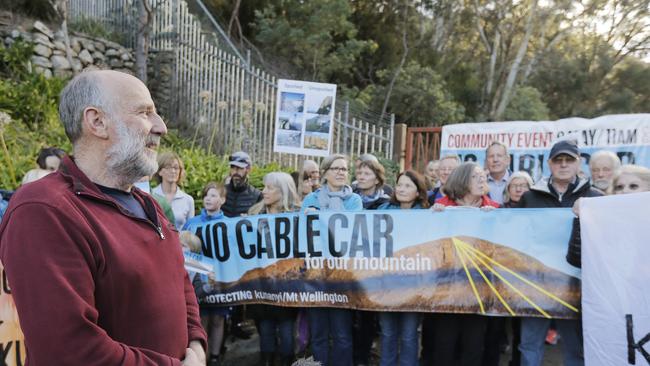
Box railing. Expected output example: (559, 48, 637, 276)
(67, 0, 394, 169)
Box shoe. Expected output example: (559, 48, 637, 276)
(231, 324, 252, 340)
(207, 355, 220, 366)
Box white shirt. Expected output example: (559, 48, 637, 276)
(152, 185, 195, 229)
(487, 170, 510, 205)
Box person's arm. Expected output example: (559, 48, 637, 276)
(0, 203, 184, 365)
(183, 270, 208, 355)
(187, 195, 196, 219)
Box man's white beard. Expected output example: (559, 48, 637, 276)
(106, 119, 159, 187)
(593, 179, 610, 191)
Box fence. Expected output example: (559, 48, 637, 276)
(405, 127, 442, 172)
(67, 0, 394, 169)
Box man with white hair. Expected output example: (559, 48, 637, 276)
(589, 150, 621, 192)
(0, 70, 206, 365)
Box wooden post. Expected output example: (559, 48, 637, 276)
(394, 123, 408, 171)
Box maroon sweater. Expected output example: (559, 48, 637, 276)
(0, 157, 206, 365)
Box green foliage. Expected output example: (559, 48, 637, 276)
(502, 86, 550, 121)
(159, 133, 292, 211)
(253, 0, 376, 82)
(68, 16, 123, 44)
(0, 40, 67, 130)
(368, 61, 465, 126)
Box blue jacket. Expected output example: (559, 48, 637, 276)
(378, 202, 425, 210)
(182, 209, 225, 230)
(302, 189, 363, 212)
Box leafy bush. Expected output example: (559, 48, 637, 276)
(68, 16, 124, 44)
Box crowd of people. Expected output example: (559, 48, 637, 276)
(2, 71, 649, 366)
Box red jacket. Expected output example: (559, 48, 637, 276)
(435, 195, 501, 208)
(0, 157, 206, 365)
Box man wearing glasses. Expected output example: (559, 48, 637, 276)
(516, 139, 601, 366)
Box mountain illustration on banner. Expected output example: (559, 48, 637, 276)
(204, 236, 581, 319)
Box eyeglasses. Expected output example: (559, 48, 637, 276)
(471, 174, 486, 182)
(328, 167, 348, 173)
(164, 166, 180, 171)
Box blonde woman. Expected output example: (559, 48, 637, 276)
(152, 151, 195, 228)
(248, 172, 301, 366)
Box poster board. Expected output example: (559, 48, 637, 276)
(274, 79, 337, 157)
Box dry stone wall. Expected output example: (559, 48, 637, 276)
(1, 21, 134, 78)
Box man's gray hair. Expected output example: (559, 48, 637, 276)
(485, 141, 509, 156)
(589, 150, 621, 170)
(59, 72, 113, 143)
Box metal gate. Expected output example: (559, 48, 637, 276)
(405, 127, 442, 172)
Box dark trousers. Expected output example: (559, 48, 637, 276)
(420, 314, 436, 364)
(430, 313, 488, 366)
(482, 317, 507, 366)
(353, 310, 376, 365)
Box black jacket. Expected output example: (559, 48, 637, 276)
(222, 181, 262, 218)
(517, 176, 602, 267)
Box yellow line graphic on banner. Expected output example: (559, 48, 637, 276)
(450, 237, 579, 318)
(457, 240, 551, 318)
(456, 242, 516, 316)
(452, 239, 485, 314)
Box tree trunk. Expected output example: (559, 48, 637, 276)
(492, 1, 537, 120)
(57, 0, 76, 76)
(135, 0, 151, 83)
(380, 1, 410, 122)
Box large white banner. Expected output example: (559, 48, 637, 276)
(274, 79, 337, 157)
(440, 114, 650, 181)
(581, 192, 650, 366)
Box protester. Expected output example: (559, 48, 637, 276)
(297, 159, 321, 199)
(429, 162, 498, 366)
(353, 153, 393, 195)
(350, 157, 389, 365)
(134, 175, 176, 224)
(152, 151, 195, 229)
(222, 151, 262, 340)
(181, 182, 230, 366)
(484, 141, 512, 204)
(425, 160, 440, 189)
(222, 151, 262, 217)
(427, 154, 460, 204)
(422, 154, 462, 365)
(611, 165, 650, 194)
(248, 172, 301, 366)
(0, 70, 206, 364)
(378, 170, 429, 366)
(353, 158, 390, 209)
(21, 146, 66, 184)
(503, 171, 534, 208)
(516, 139, 601, 366)
(589, 150, 621, 192)
(302, 154, 362, 366)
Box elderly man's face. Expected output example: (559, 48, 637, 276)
(590, 157, 616, 190)
(105, 75, 167, 181)
(549, 154, 580, 183)
(486, 145, 510, 177)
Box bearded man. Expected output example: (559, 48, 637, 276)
(0, 71, 207, 365)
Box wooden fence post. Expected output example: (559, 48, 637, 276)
(394, 123, 408, 171)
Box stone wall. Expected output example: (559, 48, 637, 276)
(1, 21, 134, 78)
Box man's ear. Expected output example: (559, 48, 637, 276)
(82, 107, 110, 139)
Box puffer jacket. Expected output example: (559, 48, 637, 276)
(516, 176, 602, 267)
(222, 181, 262, 217)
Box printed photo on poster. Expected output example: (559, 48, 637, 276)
(274, 79, 337, 157)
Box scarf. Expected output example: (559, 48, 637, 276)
(358, 188, 388, 206)
(318, 184, 353, 210)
